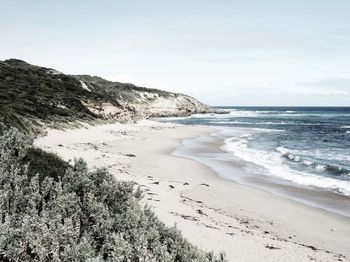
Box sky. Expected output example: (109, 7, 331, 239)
(1, 0, 350, 106)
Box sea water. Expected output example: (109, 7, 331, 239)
(156, 107, 350, 216)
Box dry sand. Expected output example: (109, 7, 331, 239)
(34, 120, 350, 262)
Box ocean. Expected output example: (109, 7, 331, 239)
(156, 107, 350, 216)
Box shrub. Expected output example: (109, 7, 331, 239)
(0, 127, 226, 261)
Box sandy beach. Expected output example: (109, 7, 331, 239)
(34, 120, 350, 262)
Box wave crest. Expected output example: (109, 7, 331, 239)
(222, 139, 350, 196)
(276, 147, 349, 176)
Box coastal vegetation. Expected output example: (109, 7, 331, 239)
(0, 59, 225, 261)
(0, 126, 226, 261)
(0, 59, 212, 135)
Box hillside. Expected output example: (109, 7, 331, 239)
(0, 59, 217, 134)
(75, 75, 212, 118)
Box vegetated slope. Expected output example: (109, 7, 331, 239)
(0, 59, 133, 134)
(0, 59, 216, 134)
(0, 126, 226, 261)
(76, 75, 213, 118)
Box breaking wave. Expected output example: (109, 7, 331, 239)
(276, 147, 350, 177)
(222, 137, 350, 196)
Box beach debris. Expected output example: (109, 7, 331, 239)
(169, 185, 175, 189)
(58, 144, 63, 147)
(336, 253, 346, 261)
(305, 245, 317, 251)
(180, 195, 203, 204)
(170, 212, 199, 222)
(147, 176, 153, 179)
(240, 219, 249, 225)
(226, 232, 235, 236)
(200, 183, 210, 187)
(291, 241, 318, 251)
(228, 225, 240, 230)
(183, 182, 189, 186)
(264, 231, 270, 234)
(204, 224, 219, 229)
(125, 154, 136, 157)
(265, 244, 281, 250)
(86, 143, 98, 150)
(241, 229, 254, 235)
(197, 209, 206, 215)
(147, 198, 160, 202)
(152, 181, 160, 185)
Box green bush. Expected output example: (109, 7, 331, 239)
(22, 148, 69, 182)
(0, 127, 226, 261)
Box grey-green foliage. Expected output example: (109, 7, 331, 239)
(0, 59, 178, 135)
(0, 127, 226, 262)
(0, 59, 123, 135)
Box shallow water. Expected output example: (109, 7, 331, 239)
(156, 107, 350, 216)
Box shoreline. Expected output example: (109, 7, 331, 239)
(34, 120, 350, 261)
(174, 128, 350, 218)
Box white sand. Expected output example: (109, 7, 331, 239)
(34, 120, 350, 262)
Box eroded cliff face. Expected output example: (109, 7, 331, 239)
(76, 77, 219, 119)
(117, 90, 211, 118)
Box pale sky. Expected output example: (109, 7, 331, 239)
(1, 0, 350, 106)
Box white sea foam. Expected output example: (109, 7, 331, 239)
(315, 164, 326, 172)
(222, 138, 350, 196)
(208, 120, 248, 125)
(276, 147, 350, 162)
(228, 110, 258, 117)
(276, 146, 289, 155)
(303, 160, 313, 166)
(255, 121, 288, 125)
(191, 113, 217, 118)
(240, 133, 252, 139)
(276, 147, 302, 162)
(153, 116, 191, 121)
